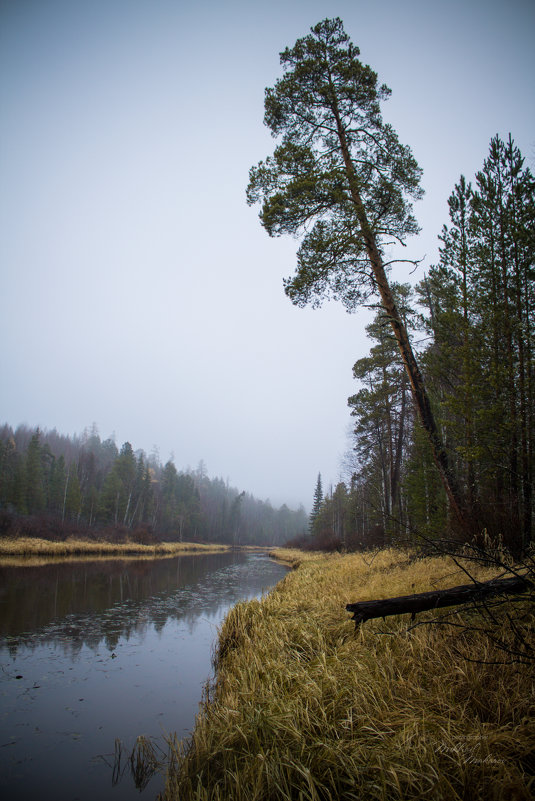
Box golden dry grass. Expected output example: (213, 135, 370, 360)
(0, 536, 231, 560)
(268, 547, 323, 569)
(163, 548, 534, 801)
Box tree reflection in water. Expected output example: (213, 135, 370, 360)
(0, 551, 288, 801)
(1, 551, 266, 654)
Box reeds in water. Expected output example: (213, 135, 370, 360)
(108, 735, 168, 792)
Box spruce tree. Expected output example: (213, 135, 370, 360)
(25, 431, 46, 514)
(309, 472, 323, 532)
(64, 463, 81, 522)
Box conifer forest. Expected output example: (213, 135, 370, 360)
(305, 133, 534, 555)
(3, 128, 532, 555)
(246, 20, 534, 556)
(2, 135, 533, 553)
(0, 423, 307, 545)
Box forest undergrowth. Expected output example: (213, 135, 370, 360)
(161, 548, 534, 801)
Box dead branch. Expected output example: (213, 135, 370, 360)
(346, 575, 532, 626)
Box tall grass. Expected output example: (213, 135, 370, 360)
(0, 537, 231, 558)
(163, 549, 534, 801)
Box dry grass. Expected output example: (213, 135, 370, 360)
(163, 549, 534, 801)
(268, 547, 323, 569)
(0, 537, 231, 559)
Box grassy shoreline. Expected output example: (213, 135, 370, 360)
(0, 536, 233, 559)
(266, 547, 316, 569)
(162, 548, 533, 801)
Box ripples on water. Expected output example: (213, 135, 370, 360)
(0, 551, 288, 801)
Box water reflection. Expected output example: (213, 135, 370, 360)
(0, 551, 287, 801)
(1, 552, 282, 653)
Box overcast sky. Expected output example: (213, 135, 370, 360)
(1, 0, 534, 510)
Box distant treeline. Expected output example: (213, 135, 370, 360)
(304, 136, 534, 555)
(0, 424, 307, 545)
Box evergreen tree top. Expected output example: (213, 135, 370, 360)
(247, 18, 423, 313)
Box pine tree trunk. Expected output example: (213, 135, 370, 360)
(369, 247, 460, 519)
(363, 219, 466, 529)
(391, 375, 407, 526)
(329, 102, 468, 532)
(507, 138, 532, 547)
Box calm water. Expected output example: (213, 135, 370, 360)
(0, 550, 288, 800)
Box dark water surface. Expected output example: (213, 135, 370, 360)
(0, 550, 288, 800)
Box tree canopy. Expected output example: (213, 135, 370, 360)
(247, 17, 422, 311)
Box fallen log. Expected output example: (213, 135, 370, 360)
(346, 575, 532, 626)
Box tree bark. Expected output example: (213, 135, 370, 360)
(346, 575, 531, 626)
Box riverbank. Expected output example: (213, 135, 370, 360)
(0, 536, 232, 558)
(162, 548, 533, 801)
(266, 546, 317, 569)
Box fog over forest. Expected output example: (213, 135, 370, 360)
(1, 0, 534, 509)
(0, 422, 308, 545)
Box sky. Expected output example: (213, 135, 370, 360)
(1, 0, 534, 510)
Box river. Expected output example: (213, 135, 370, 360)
(0, 550, 288, 800)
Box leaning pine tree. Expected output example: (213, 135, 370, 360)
(247, 18, 467, 532)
